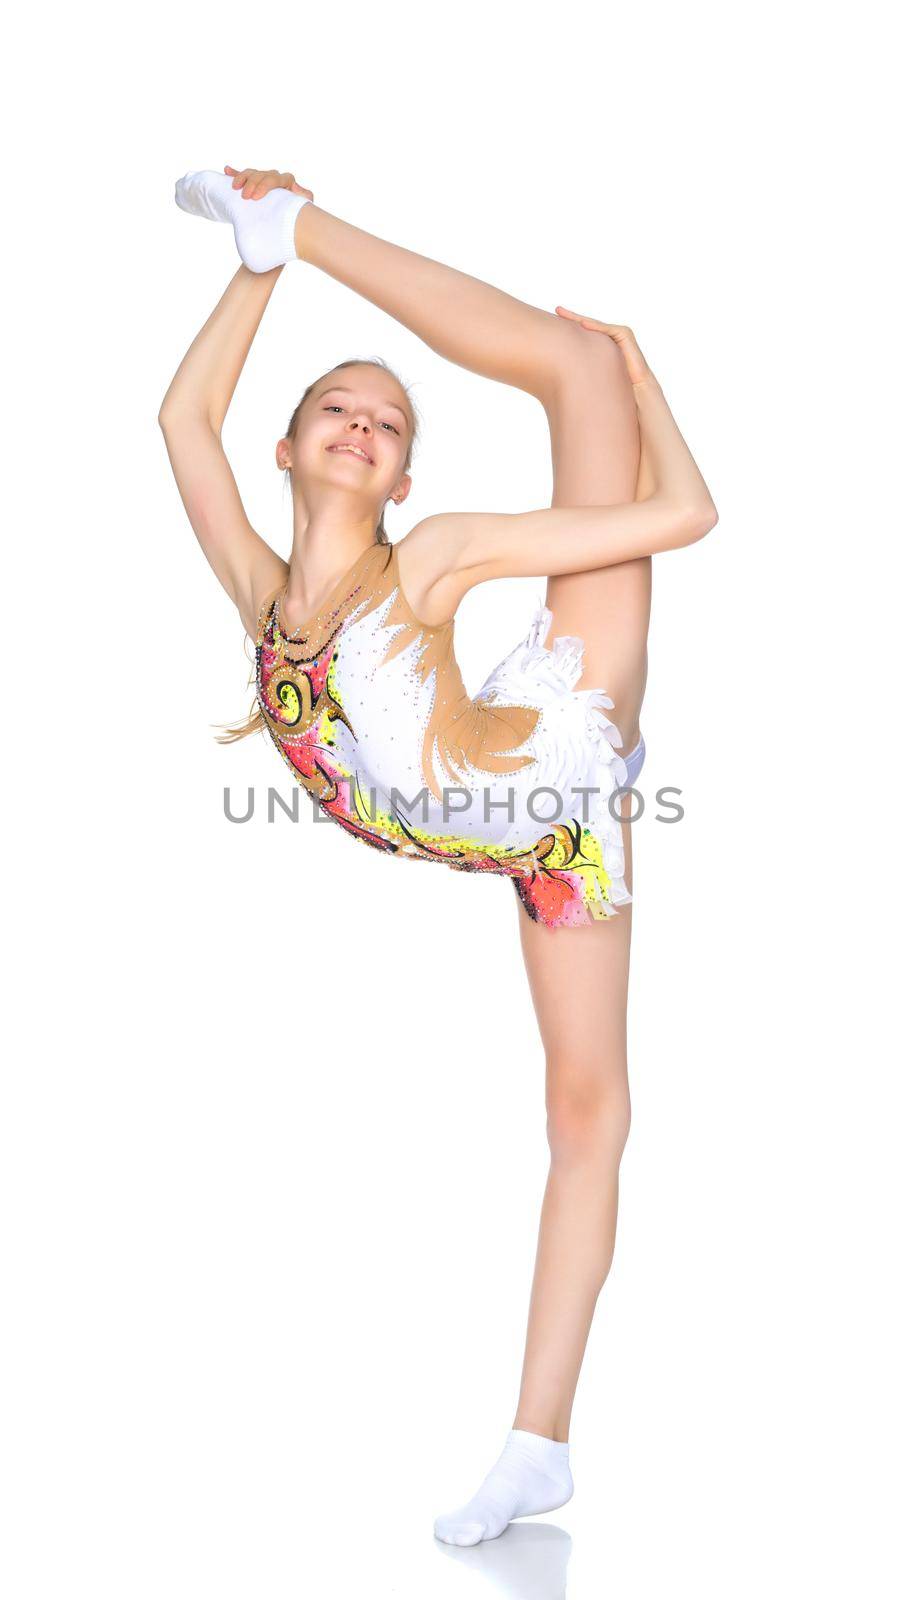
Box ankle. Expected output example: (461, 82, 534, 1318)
(294, 202, 319, 264)
(512, 1416, 569, 1445)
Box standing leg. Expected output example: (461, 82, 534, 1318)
(513, 836, 634, 1445)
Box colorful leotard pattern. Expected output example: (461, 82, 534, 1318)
(252, 541, 644, 930)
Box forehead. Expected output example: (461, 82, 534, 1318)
(314, 378, 409, 424)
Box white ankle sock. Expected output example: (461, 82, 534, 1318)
(433, 1429, 573, 1547)
(174, 170, 311, 273)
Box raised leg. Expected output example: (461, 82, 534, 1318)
(295, 203, 580, 401)
(542, 343, 648, 728)
(295, 206, 648, 715)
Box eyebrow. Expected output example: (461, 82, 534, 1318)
(317, 386, 409, 426)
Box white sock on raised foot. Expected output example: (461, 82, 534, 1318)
(174, 170, 311, 273)
(433, 1428, 573, 1547)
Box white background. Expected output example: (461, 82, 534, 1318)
(3, 2, 897, 1596)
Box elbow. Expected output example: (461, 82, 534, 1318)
(158, 399, 217, 435)
(683, 499, 719, 542)
(157, 388, 185, 430)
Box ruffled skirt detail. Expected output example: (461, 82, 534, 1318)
(474, 603, 633, 928)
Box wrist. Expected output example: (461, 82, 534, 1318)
(633, 372, 664, 403)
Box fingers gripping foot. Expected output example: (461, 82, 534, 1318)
(174, 170, 311, 273)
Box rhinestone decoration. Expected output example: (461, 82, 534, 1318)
(248, 542, 640, 929)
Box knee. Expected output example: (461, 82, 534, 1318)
(541, 318, 631, 414)
(547, 315, 624, 379)
(545, 1062, 632, 1166)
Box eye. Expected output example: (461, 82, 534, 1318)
(326, 403, 399, 435)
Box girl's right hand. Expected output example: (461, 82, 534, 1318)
(224, 165, 314, 202)
(554, 307, 655, 389)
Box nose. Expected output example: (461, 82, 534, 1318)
(348, 417, 373, 435)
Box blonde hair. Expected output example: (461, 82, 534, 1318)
(217, 358, 421, 744)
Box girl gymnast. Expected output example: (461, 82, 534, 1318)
(160, 166, 718, 1546)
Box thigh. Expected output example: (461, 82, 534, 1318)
(517, 791, 636, 1101)
(517, 334, 643, 1052)
(540, 328, 649, 710)
(544, 325, 641, 507)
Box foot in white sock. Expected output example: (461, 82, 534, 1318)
(174, 170, 311, 273)
(434, 1429, 573, 1547)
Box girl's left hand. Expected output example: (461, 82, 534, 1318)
(224, 166, 314, 202)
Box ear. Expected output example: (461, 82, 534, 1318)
(275, 436, 292, 471)
(390, 472, 413, 507)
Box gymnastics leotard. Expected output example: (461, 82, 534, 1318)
(249, 540, 646, 930)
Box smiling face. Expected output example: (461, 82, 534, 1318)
(277, 364, 414, 527)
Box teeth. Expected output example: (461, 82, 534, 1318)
(331, 445, 370, 462)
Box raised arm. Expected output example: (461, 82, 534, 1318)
(406, 317, 718, 598)
(158, 263, 288, 636)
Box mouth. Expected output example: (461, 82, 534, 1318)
(326, 443, 374, 466)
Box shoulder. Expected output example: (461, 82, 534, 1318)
(395, 516, 477, 628)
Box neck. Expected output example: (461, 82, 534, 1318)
(282, 520, 381, 626)
(287, 519, 378, 594)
